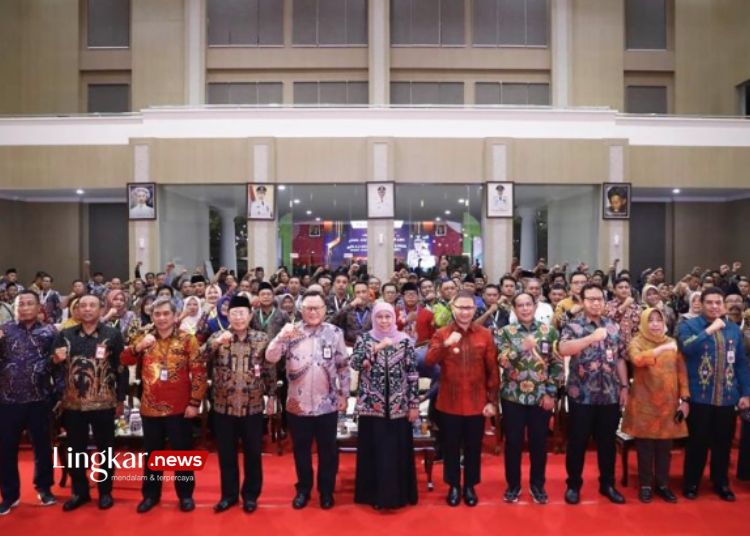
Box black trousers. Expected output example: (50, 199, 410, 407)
(738, 419, 750, 480)
(213, 411, 264, 501)
(0, 401, 54, 502)
(64, 408, 116, 498)
(439, 412, 484, 488)
(635, 438, 672, 488)
(141, 415, 195, 500)
(684, 402, 735, 489)
(565, 400, 620, 490)
(501, 399, 551, 489)
(287, 412, 338, 495)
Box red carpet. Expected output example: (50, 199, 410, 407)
(2, 441, 749, 535)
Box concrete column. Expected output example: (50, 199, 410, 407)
(218, 207, 238, 273)
(368, 0, 390, 106)
(366, 140, 394, 280)
(482, 141, 513, 283)
(598, 142, 629, 270)
(518, 206, 537, 269)
(247, 141, 278, 273)
(184, 0, 206, 105)
(550, 0, 571, 107)
(129, 142, 161, 275)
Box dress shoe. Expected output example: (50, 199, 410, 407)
(503, 487, 521, 504)
(292, 492, 310, 510)
(0, 499, 20, 516)
(98, 494, 114, 510)
(214, 498, 237, 513)
(179, 498, 195, 512)
(463, 486, 478, 507)
(530, 486, 548, 505)
(654, 486, 677, 503)
(564, 488, 580, 505)
(446, 486, 461, 507)
(638, 486, 653, 504)
(682, 486, 698, 500)
(136, 497, 159, 513)
(243, 498, 258, 513)
(599, 485, 625, 504)
(62, 495, 91, 512)
(320, 494, 334, 510)
(715, 486, 736, 502)
(38, 490, 57, 506)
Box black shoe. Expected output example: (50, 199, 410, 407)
(62, 495, 91, 512)
(320, 494, 334, 510)
(38, 490, 57, 506)
(654, 486, 677, 503)
(136, 497, 159, 513)
(98, 494, 114, 510)
(446, 486, 461, 507)
(638, 486, 653, 504)
(530, 486, 548, 505)
(715, 486, 736, 502)
(564, 488, 580, 505)
(683, 486, 698, 500)
(0, 499, 20, 516)
(292, 492, 310, 510)
(243, 498, 257, 513)
(214, 498, 237, 513)
(503, 487, 521, 504)
(599, 485, 625, 504)
(179, 498, 195, 512)
(463, 486, 478, 507)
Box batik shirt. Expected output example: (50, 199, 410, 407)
(677, 315, 750, 406)
(561, 315, 625, 405)
(203, 329, 276, 416)
(54, 323, 126, 411)
(350, 333, 419, 419)
(498, 321, 564, 406)
(0, 320, 58, 404)
(605, 298, 641, 358)
(266, 322, 350, 416)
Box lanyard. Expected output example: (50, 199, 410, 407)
(258, 308, 275, 329)
(355, 309, 369, 328)
(334, 296, 346, 312)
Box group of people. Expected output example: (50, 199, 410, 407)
(1, 256, 749, 517)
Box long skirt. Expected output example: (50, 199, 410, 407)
(354, 415, 418, 508)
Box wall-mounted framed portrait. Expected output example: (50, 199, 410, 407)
(127, 183, 156, 220)
(367, 181, 395, 219)
(486, 181, 514, 219)
(247, 183, 276, 220)
(602, 182, 631, 220)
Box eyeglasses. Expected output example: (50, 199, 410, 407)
(453, 306, 476, 311)
(583, 297, 604, 303)
(301, 305, 325, 311)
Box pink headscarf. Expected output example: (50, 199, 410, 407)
(369, 302, 408, 344)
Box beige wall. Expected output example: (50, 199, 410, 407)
(0, 0, 79, 115)
(675, 0, 750, 115)
(131, 0, 186, 110)
(570, 0, 624, 110)
(671, 202, 732, 277)
(629, 146, 750, 188)
(0, 199, 83, 287)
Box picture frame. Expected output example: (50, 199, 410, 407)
(247, 183, 276, 220)
(602, 182, 631, 220)
(435, 223, 447, 237)
(127, 183, 157, 221)
(485, 181, 514, 219)
(366, 181, 395, 219)
(309, 224, 321, 238)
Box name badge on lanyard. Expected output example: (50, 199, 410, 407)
(540, 340, 550, 355)
(95, 344, 107, 360)
(254, 363, 261, 377)
(160, 366, 169, 381)
(605, 347, 614, 363)
(323, 345, 333, 360)
(727, 350, 736, 364)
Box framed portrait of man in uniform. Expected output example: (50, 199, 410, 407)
(247, 183, 276, 220)
(602, 182, 631, 220)
(127, 183, 157, 221)
(367, 182, 395, 219)
(486, 181, 514, 219)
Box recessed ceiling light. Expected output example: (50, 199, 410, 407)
(435, 217, 441, 222)
(75, 189, 85, 195)
(315, 217, 321, 222)
(293, 199, 301, 204)
(444, 210, 451, 215)
(278, 185, 286, 191)
(306, 210, 312, 215)
(672, 188, 681, 194)
(458, 198, 464, 204)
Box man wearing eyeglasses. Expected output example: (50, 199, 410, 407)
(266, 291, 350, 511)
(426, 290, 500, 508)
(559, 282, 629, 506)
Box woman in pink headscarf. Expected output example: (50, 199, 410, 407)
(350, 302, 419, 510)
